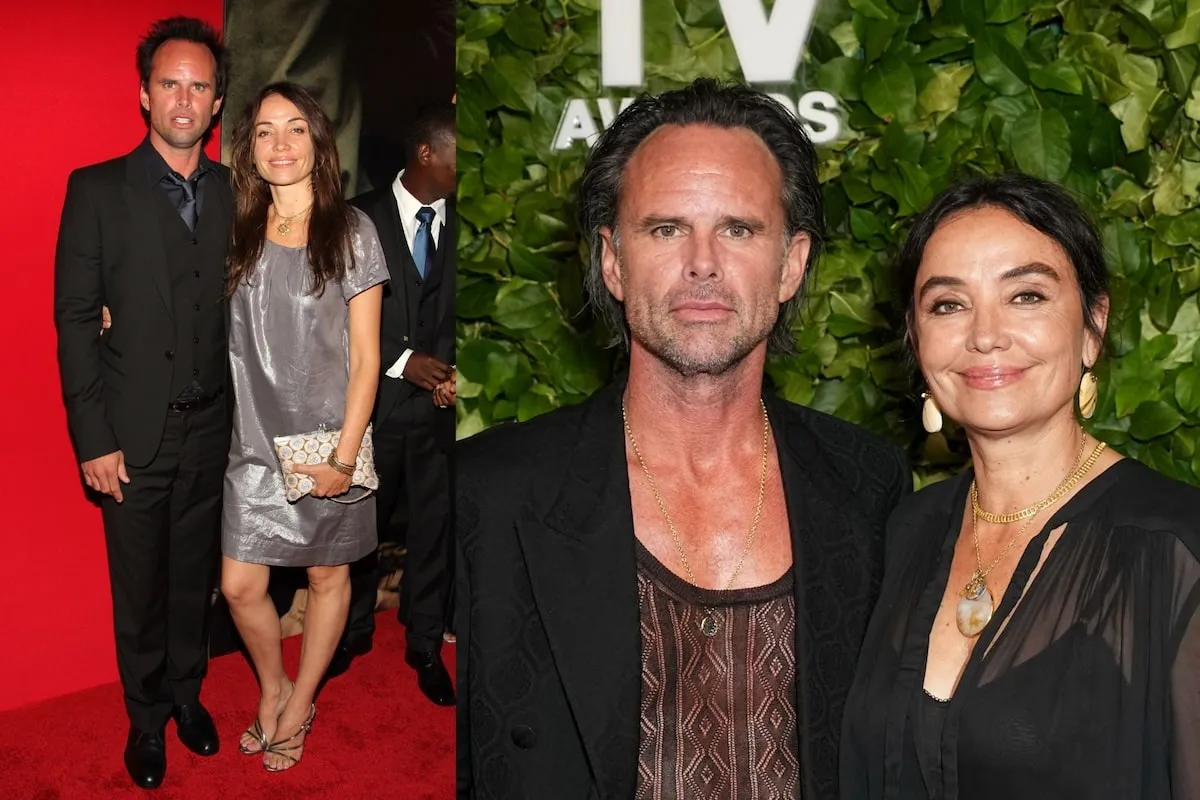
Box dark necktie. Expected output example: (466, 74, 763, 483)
(413, 206, 437, 278)
(162, 171, 199, 231)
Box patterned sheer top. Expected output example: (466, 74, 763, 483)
(635, 540, 800, 800)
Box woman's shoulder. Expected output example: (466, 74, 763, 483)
(1094, 461, 1200, 611)
(881, 470, 970, 561)
(346, 207, 385, 266)
(1096, 458, 1200, 539)
(349, 206, 379, 239)
(894, 469, 971, 524)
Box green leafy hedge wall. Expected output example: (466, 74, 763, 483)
(456, 0, 1200, 488)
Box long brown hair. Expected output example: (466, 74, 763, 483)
(227, 81, 356, 297)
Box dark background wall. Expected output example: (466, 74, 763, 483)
(222, 0, 455, 197)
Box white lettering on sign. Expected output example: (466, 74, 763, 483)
(601, 0, 643, 87)
(555, 0, 842, 150)
(602, 0, 821, 87)
(553, 99, 601, 149)
(554, 92, 841, 150)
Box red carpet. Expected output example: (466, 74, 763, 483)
(0, 613, 454, 799)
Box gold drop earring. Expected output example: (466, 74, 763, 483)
(1078, 369, 1099, 419)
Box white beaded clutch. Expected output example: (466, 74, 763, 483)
(272, 423, 379, 504)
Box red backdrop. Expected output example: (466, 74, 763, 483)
(0, 0, 223, 711)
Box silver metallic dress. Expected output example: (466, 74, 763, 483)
(222, 210, 388, 566)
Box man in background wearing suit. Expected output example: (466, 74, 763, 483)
(53, 17, 231, 790)
(334, 103, 456, 706)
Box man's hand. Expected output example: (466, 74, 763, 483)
(433, 371, 456, 408)
(101, 305, 111, 335)
(402, 352, 452, 392)
(82, 450, 129, 503)
(292, 462, 352, 498)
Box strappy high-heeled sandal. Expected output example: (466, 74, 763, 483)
(262, 704, 317, 772)
(241, 679, 295, 755)
(238, 718, 269, 755)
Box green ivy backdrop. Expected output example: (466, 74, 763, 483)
(455, 0, 1200, 488)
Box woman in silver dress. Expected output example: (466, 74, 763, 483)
(219, 81, 387, 772)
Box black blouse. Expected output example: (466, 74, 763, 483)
(841, 459, 1200, 800)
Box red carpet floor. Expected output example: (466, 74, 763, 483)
(0, 613, 454, 799)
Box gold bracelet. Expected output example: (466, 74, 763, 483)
(327, 451, 355, 476)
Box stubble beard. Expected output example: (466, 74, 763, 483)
(626, 295, 776, 378)
(152, 115, 208, 152)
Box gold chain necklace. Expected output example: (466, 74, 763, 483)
(274, 203, 313, 235)
(622, 398, 770, 637)
(970, 439, 1090, 523)
(956, 433, 1107, 637)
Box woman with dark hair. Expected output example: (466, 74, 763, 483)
(219, 81, 387, 772)
(841, 173, 1200, 799)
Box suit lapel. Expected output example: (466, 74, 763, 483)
(204, 170, 234, 334)
(202, 167, 233, 244)
(515, 381, 640, 797)
(420, 205, 450, 286)
(123, 155, 172, 315)
(433, 203, 455, 334)
(767, 393, 875, 800)
(372, 190, 415, 336)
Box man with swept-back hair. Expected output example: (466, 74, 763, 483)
(457, 78, 911, 799)
(54, 15, 230, 789)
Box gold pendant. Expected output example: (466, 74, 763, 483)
(956, 573, 993, 637)
(699, 611, 720, 637)
(277, 221, 291, 235)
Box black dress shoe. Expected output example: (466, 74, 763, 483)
(124, 727, 166, 789)
(172, 702, 219, 756)
(326, 636, 373, 680)
(404, 648, 455, 706)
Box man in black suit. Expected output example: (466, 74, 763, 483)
(335, 103, 457, 705)
(53, 17, 231, 790)
(457, 80, 912, 799)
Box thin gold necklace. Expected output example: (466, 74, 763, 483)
(957, 433, 1107, 637)
(274, 203, 313, 235)
(622, 398, 770, 637)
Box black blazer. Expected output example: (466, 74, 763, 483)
(53, 148, 233, 468)
(351, 185, 456, 424)
(457, 378, 912, 799)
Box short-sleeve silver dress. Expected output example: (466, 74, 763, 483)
(222, 209, 388, 567)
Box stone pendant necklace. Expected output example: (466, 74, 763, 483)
(956, 434, 1107, 637)
(622, 398, 770, 637)
(956, 513, 1032, 637)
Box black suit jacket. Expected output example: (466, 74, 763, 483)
(457, 378, 912, 799)
(350, 185, 456, 426)
(53, 147, 233, 467)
